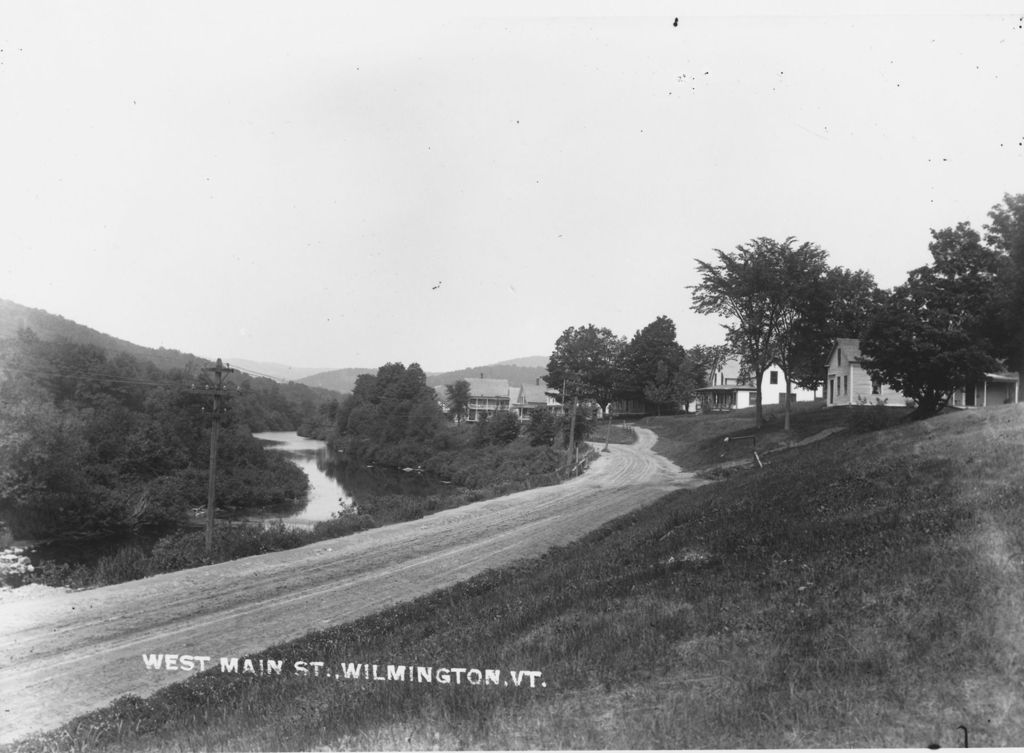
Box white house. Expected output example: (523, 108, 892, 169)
(436, 378, 560, 422)
(824, 338, 904, 407)
(695, 357, 817, 412)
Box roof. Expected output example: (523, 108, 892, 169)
(464, 378, 511, 399)
(520, 383, 550, 404)
(826, 338, 864, 366)
(982, 372, 1020, 383)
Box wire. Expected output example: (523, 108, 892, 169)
(0, 365, 191, 390)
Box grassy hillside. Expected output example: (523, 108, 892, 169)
(641, 400, 912, 471)
(14, 405, 1024, 749)
(0, 298, 208, 373)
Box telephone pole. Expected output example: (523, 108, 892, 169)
(193, 358, 235, 554)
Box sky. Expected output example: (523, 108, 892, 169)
(2, 1, 1022, 373)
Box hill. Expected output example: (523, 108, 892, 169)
(299, 361, 551, 394)
(0, 298, 209, 373)
(424, 363, 548, 388)
(29, 403, 1024, 748)
(492, 355, 549, 368)
(226, 358, 338, 383)
(296, 367, 375, 394)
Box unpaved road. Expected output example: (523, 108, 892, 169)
(0, 429, 704, 743)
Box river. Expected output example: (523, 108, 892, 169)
(251, 431, 450, 527)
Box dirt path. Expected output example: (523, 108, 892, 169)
(0, 428, 705, 744)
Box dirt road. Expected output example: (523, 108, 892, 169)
(0, 429, 705, 743)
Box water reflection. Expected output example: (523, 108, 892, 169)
(252, 431, 450, 527)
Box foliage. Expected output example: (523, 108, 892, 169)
(690, 239, 793, 427)
(861, 223, 1008, 418)
(0, 329, 310, 540)
(27, 516, 380, 589)
(983, 193, 1024, 374)
(0, 546, 35, 587)
(329, 362, 446, 467)
(788, 267, 883, 391)
(444, 379, 471, 423)
(544, 324, 625, 408)
(485, 410, 521, 445)
(622, 315, 697, 414)
(525, 408, 558, 447)
(424, 438, 563, 490)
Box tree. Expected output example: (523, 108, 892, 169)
(787, 267, 883, 393)
(445, 379, 471, 424)
(621, 315, 688, 414)
(983, 193, 1024, 374)
(687, 344, 733, 388)
(691, 238, 794, 428)
(861, 223, 1007, 418)
(672, 353, 705, 412)
(544, 325, 624, 458)
(763, 240, 830, 431)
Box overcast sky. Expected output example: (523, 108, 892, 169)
(2, 2, 1022, 372)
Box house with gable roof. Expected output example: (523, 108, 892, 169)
(824, 338, 904, 407)
(436, 377, 562, 423)
(694, 356, 819, 412)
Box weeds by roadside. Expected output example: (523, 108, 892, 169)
(25, 515, 378, 590)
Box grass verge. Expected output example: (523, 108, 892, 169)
(9, 405, 1024, 750)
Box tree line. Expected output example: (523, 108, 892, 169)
(538, 193, 1022, 428)
(0, 329, 331, 540)
(690, 192, 1022, 422)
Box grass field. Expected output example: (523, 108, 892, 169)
(11, 404, 1024, 750)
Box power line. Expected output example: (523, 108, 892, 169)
(0, 365, 191, 390)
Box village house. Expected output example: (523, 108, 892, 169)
(694, 357, 818, 412)
(824, 338, 904, 407)
(436, 378, 559, 422)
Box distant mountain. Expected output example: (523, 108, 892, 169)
(296, 367, 376, 394)
(424, 363, 548, 388)
(297, 359, 551, 395)
(491, 355, 549, 368)
(0, 298, 210, 373)
(228, 358, 339, 383)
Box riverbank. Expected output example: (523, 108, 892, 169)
(19, 429, 614, 591)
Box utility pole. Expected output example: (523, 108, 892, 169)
(193, 358, 235, 554)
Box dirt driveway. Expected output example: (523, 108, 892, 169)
(0, 428, 705, 743)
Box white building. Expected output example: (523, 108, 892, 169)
(824, 338, 904, 407)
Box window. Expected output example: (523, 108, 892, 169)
(769, 370, 779, 385)
(844, 375, 849, 394)
(871, 377, 881, 395)
(837, 349, 842, 366)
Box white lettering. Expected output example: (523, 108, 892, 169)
(220, 657, 239, 673)
(386, 665, 406, 681)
